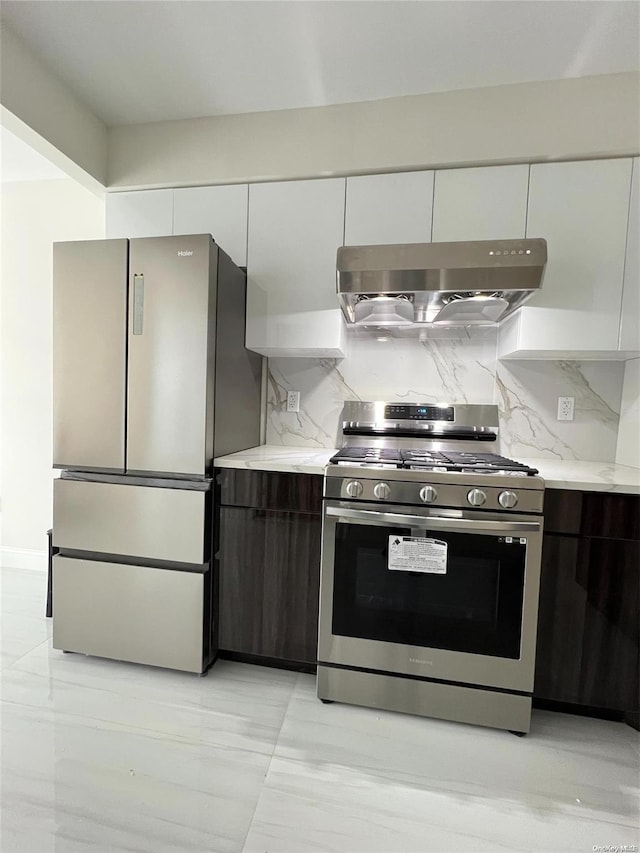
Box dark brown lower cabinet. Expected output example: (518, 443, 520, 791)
(534, 535, 585, 703)
(215, 469, 322, 666)
(534, 489, 639, 722)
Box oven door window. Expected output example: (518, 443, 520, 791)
(332, 521, 526, 659)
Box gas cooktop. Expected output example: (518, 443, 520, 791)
(326, 401, 541, 478)
(325, 402, 543, 512)
(329, 447, 539, 476)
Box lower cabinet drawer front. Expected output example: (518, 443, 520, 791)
(217, 469, 323, 513)
(53, 479, 206, 563)
(52, 556, 205, 673)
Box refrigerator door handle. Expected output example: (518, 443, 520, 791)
(132, 274, 144, 335)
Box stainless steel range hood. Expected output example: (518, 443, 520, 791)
(337, 238, 547, 326)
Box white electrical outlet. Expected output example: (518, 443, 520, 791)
(286, 390, 300, 413)
(557, 396, 575, 421)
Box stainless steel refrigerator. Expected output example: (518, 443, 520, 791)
(51, 234, 262, 673)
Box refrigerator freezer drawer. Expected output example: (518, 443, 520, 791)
(52, 556, 205, 673)
(53, 479, 207, 564)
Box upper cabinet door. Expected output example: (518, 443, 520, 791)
(246, 178, 346, 357)
(344, 171, 434, 245)
(173, 185, 249, 268)
(127, 235, 213, 478)
(53, 240, 128, 472)
(432, 165, 529, 242)
(523, 159, 633, 352)
(106, 190, 173, 238)
(620, 158, 639, 353)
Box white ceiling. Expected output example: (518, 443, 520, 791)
(1, 0, 638, 127)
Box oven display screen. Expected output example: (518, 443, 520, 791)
(385, 405, 455, 421)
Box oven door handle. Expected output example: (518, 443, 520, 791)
(325, 506, 541, 534)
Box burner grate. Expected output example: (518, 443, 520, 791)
(328, 447, 538, 475)
(329, 447, 403, 465)
(401, 450, 537, 475)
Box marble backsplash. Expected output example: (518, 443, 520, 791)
(266, 327, 626, 461)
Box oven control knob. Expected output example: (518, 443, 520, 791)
(345, 480, 363, 498)
(498, 490, 518, 509)
(373, 482, 391, 500)
(467, 488, 487, 507)
(419, 485, 438, 504)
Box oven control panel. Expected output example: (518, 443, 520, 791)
(384, 405, 455, 421)
(329, 475, 544, 514)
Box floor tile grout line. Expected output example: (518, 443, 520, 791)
(237, 746, 640, 832)
(238, 670, 305, 852)
(1, 649, 304, 762)
(0, 635, 52, 674)
(0, 682, 300, 763)
(238, 678, 640, 843)
(0, 693, 291, 763)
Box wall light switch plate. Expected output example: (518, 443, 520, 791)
(286, 390, 300, 413)
(557, 396, 575, 421)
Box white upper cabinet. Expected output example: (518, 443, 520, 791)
(173, 185, 249, 268)
(498, 158, 635, 359)
(344, 171, 434, 245)
(106, 190, 173, 238)
(620, 158, 639, 353)
(245, 178, 346, 357)
(432, 165, 529, 242)
(105, 160, 637, 360)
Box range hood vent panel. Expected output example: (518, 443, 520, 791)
(433, 295, 509, 325)
(337, 238, 547, 326)
(353, 295, 414, 326)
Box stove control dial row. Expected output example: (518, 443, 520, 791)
(467, 488, 487, 507)
(373, 482, 391, 500)
(419, 485, 438, 504)
(498, 490, 518, 508)
(345, 480, 363, 498)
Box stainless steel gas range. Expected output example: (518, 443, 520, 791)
(317, 401, 545, 734)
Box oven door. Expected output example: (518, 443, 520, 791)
(319, 500, 543, 693)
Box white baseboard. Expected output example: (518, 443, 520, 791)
(0, 547, 47, 572)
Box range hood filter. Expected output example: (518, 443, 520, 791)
(352, 295, 414, 326)
(433, 295, 509, 325)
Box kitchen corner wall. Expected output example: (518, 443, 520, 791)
(266, 328, 625, 461)
(0, 178, 105, 567)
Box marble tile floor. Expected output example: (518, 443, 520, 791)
(1, 566, 638, 853)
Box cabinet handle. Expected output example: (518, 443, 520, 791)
(133, 274, 144, 335)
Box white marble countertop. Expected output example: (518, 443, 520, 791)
(214, 446, 640, 494)
(215, 445, 338, 476)
(517, 458, 640, 494)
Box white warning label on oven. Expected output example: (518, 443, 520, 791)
(388, 536, 448, 574)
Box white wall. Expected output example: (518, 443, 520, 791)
(107, 73, 640, 190)
(616, 358, 640, 468)
(0, 179, 104, 568)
